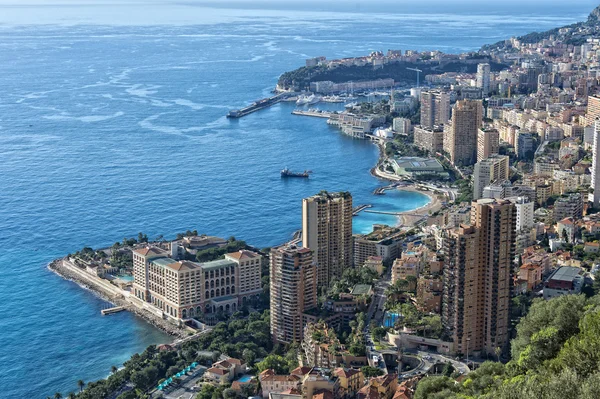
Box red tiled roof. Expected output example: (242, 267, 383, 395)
(226, 250, 260, 260)
(133, 246, 163, 256)
(290, 366, 312, 376)
(207, 367, 228, 375)
(334, 368, 361, 378)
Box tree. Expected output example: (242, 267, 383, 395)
(54, 394, 62, 399)
(77, 380, 85, 392)
(511, 294, 586, 366)
(372, 327, 387, 342)
(222, 388, 238, 399)
(67, 394, 76, 399)
(256, 354, 290, 374)
(111, 365, 118, 374)
(414, 376, 458, 399)
(361, 366, 384, 378)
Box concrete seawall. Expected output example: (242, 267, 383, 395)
(48, 258, 187, 338)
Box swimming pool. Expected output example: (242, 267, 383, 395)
(384, 312, 400, 328)
(237, 375, 252, 383)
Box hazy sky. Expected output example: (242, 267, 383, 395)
(0, 0, 595, 26)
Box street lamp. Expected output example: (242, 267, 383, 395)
(466, 338, 470, 370)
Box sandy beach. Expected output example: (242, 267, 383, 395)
(394, 185, 444, 226)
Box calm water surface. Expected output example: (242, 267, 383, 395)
(0, 1, 589, 396)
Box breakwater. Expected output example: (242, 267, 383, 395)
(48, 259, 187, 338)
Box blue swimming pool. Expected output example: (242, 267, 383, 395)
(237, 375, 252, 383)
(384, 312, 400, 328)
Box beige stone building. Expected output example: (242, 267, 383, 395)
(413, 125, 444, 153)
(442, 199, 516, 356)
(444, 99, 483, 166)
(420, 90, 450, 128)
(270, 244, 317, 344)
(477, 128, 500, 162)
(302, 191, 353, 289)
(132, 246, 262, 321)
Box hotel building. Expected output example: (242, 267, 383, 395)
(132, 246, 262, 322)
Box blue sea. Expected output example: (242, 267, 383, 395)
(0, 1, 591, 397)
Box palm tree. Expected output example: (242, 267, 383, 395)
(68, 393, 76, 399)
(111, 365, 118, 374)
(54, 393, 62, 399)
(77, 380, 85, 392)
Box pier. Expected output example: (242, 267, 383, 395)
(291, 110, 333, 118)
(227, 92, 296, 118)
(352, 204, 372, 215)
(101, 306, 125, 315)
(373, 183, 401, 195)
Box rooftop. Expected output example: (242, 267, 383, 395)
(150, 257, 178, 268)
(549, 266, 582, 283)
(392, 157, 444, 172)
(351, 284, 373, 296)
(200, 258, 237, 271)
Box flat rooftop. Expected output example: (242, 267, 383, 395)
(201, 258, 236, 271)
(393, 157, 444, 171)
(352, 284, 373, 296)
(549, 266, 582, 283)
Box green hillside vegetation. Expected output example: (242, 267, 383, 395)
(414, 294, 600, 399)
(277, 60, 507, 91)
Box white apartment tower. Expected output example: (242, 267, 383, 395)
(476, 63, 491, 96)
(473, 155, 510, 200)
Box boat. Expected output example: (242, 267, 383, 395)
(281, 168, 312, 178)
(296, 94, 322, 105)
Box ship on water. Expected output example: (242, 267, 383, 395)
(281, 168, 312, 178)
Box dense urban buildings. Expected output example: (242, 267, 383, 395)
(302, 191, 353, 289)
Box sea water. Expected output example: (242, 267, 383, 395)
(0, 1, 588, 396)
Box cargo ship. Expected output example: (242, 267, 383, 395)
(281, 168, 311, 178)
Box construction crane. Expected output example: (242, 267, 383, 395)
(407, 67, 423, 88)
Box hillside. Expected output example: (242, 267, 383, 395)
(482, 4, 600, 51)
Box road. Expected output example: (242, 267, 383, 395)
(364, 268, 392, 370)
(399, 349, 470, 378)
(153, 367, 206, 399)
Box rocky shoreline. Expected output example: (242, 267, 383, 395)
(48, 258, 187, 339)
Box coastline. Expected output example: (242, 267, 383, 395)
(48, 258, 186, 339)
(370, 141, 445, 227)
